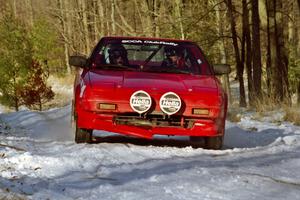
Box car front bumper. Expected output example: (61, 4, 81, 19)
(76, 109, 224, 139)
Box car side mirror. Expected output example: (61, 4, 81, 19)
(69, 55, 87, 68)
(213, 64, 231, 75)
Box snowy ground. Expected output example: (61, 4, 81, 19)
(1, 105, 300, 200)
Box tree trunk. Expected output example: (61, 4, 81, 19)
(39, 96, 42, 111)
(251, 0, 262, 98)
(295, 1, 300, 57)
(111, 0, 116, 35)
(279, 0, 290, 102)
(175, 0, 185, 39)
(98, 0, 105, 37)
(134, 0, 144, 34)
(298, 82, 300, 105)
(266, 0, 272, 93)
(226, 0, 246, 107)
(80, 0, 90, 54)
(275, 0, 289, 102)
(14, 97, 19, 112)
(140, 0, 160, 37)
(115, 3, 135, 35)
(267, 0, 290, 102)
(26, 0, 34, 27)
(217, 2, 232, 105)
(13, 76, 19, 112)
(243, 0, 254, 106)
(92, 0, 98, 43)
(65, 0, 73, 70)
(57, 0, 70, 72)
(153, 0, 160, 37)
(12, 0, 17, 18)
(267, 0, 279, 99)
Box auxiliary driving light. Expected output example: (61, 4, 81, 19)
(192, 108, 209, 115)
(159, 92, 181, 115)
(98, 103, 116, 110)
(130, 90, 152, 114)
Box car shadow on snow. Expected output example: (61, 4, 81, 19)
(102, 148, 300, 187)
(224, 126, 290, 149)
(91, 121, 297, 150)
(91, 135, 201, 149)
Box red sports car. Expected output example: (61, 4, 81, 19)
(69, 36, 230, 149)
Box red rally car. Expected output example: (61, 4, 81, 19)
(69, 36, 230, 149)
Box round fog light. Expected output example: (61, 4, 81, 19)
(159, 92, 181, 115)
(130, 90, 152, 114)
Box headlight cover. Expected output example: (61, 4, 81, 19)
(130, 90, 152, 114)
(159, 92, 181, 115)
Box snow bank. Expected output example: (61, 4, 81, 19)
(0, 106, 300, 199)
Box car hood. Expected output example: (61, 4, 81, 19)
(83, 69, 222, 115)
(88, 70, 218, 92)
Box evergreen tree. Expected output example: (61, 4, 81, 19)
(20, 61, 54, 111)
(0, 14, 33, 111)
(30, 19, 63, 73)
(0, 15, 55, 111)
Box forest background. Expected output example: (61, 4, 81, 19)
(0, 0, 299, 113)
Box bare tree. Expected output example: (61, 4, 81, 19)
(111, 0, 116, 35)
(175, 0, 185, 39)
(266, 0, 290, 102)
(242, 0, 254, 105)
(251, 0, 262, 99)
(57, 0, 70, 71)
(80, 0, 90, 54)
(216, 1, 232, 105)
(226, 0, 246, 107)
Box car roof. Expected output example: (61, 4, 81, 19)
(101, 36, 193, 44)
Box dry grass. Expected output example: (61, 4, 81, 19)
(252, 95, 281, 113)
(284, 106, 300, 125)
(42, 75, 74, 109)
(47, 74, 75, 87)
(226, 107, 242, 122)
(233, 94, 300, 125)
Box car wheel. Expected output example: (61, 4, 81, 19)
(204, 136, 223, 150)
(189, 136, 205, 148)
(75, 125, 93, 143)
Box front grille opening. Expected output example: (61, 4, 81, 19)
(114, 113, 200, 128)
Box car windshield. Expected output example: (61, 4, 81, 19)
(89, 39, 212, 75)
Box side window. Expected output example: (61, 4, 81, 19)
(184, 48, 201, 74)
(101, 46, 110, 64)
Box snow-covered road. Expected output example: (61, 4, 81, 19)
(1, 105, 300, 200)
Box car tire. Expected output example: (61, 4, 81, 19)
(189, 136, 204, 148)
(204, 136, 223, 150)
(75, 125, 93, 143)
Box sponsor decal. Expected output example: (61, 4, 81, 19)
(144, 40, 178, 46)
(121, 40, 178, 46)
(130, 90, 152, 114)
(122, 39, 143, 44)
(159, 92, 181, 115)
